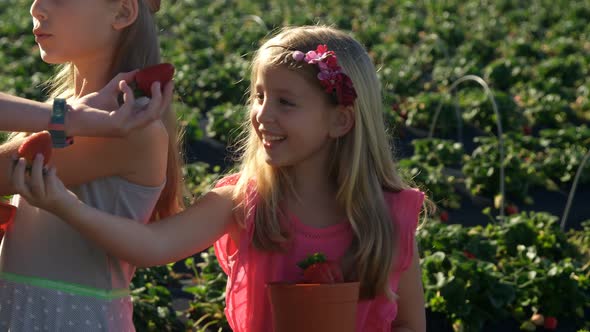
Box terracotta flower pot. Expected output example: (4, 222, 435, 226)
(267, 281, 360, 332)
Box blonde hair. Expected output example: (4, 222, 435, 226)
(234, 25, 419, 299)
(19, 0, 184, 219)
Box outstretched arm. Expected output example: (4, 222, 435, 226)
(391, 241, 426, 332)
(0, 70, 171, 136)
(11, 155, 236, 268)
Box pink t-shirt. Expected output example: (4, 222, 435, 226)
(213, 175, 425, 332)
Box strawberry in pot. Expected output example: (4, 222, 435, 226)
(297, 252, 344, 283)
(267, 252, 359, 332)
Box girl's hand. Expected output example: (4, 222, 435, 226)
(67, 70, 174, 137)
(10, 154, 78, 216)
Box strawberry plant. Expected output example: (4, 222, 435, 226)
(462, 136, 543, 202)
(398, 92, 460, 136)
(399, 158, 461, 210)
(181, 248, 230, 331)
(131, 264, 185, 332)
(411, 138, 465, 168)
(457, 89, 523, 134)
(419, 212, 590, 331)
(205, 103, 247, 146)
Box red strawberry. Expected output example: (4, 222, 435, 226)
(505, 204, 519, 215)
(134, 63, 175, 97)
(463, 250, 476, 260)
(543, 316, 557, 330)
(522, 125, 532, 135)
(17, 131, 52, 166)
(440, 210, 449, 222)
(297, 253, 344, 284)
(0, 202, 16, 226)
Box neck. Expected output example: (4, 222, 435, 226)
(287, 156, 337, 204)
(72, 54, 114, 98)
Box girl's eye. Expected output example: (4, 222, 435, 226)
(280, 98, 295, 106)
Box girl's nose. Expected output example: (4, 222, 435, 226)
(30, 0, 48, 21)
(256, 100, 275, 124)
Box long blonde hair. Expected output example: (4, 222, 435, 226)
(234, 26, 417, 299)
(20, 0, 184, 219)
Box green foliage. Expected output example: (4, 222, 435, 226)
(419, 212, 590, 331)
(181, 248, 230, 331)
(131, 265, 185, 331)
(206, 103, 248, 145)
(462, 136, 542, 201)
(183, 162, 223, 203)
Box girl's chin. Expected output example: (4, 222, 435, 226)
(39, 52, 65, 65)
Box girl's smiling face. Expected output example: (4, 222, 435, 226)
(251, 64, 341, 170)
(30, 0, 120, 66)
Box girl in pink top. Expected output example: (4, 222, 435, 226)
(11, 25, 428, 332)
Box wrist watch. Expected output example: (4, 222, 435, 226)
(49, 98, 74, 148)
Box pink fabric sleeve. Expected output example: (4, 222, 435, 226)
(387, 188, 425, 272)
(212, 174, 259, 276)
(212, 175, 241, 275)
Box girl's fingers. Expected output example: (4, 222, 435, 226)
(29, 154, 46, 199)
(126, 81, 163, 130)
(109, 70, 138, 92)
(119, 80, 135, 108)
(11, 158, 32, 199)
(44, 167, 59, 191)
(161, 80, 174, 110)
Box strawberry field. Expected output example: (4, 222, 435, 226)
(1, 0, 589, 331)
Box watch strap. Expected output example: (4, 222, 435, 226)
(49, 98, 73, 148)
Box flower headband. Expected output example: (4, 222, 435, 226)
(291, 45, 357, 106)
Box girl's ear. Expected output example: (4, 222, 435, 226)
(329, 105, 355, 138)
(112, 0, 139, 31)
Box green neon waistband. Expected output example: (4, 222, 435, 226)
(0, 272, 130, 300)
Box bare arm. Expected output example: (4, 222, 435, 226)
(0, 71, 170, 135)
(0, 92, 53, 132)
(0, 79, 172, 195)
(391, 241, 426, 332)
(11, 156, 237, 267)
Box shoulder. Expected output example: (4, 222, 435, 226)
(127, 119, 168, 150)
(118, 119, 168, 185)
(384, 188, 424, 271)
(383, 188, 425, 211)
(214, 173, 241, 188)
(382, 188, 425, 235)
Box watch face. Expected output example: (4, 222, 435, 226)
(52, 99, 66, 124)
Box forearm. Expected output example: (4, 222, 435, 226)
(0, 93, 98, 136)
(57, 198, 168, 267)
(55, 189, 236, 268)
(0, 93, 53, 132)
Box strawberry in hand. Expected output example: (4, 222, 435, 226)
(132, 63, 175, 104)
(297, 253, 344, 284)
(0, 201, 17, 239)
(0, 202, 16, 226)
(17, 131, 52, 167)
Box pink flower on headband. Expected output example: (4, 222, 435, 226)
(291, 44, 357, 106)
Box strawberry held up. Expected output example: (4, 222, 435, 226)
(134, 63, 175, 98)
